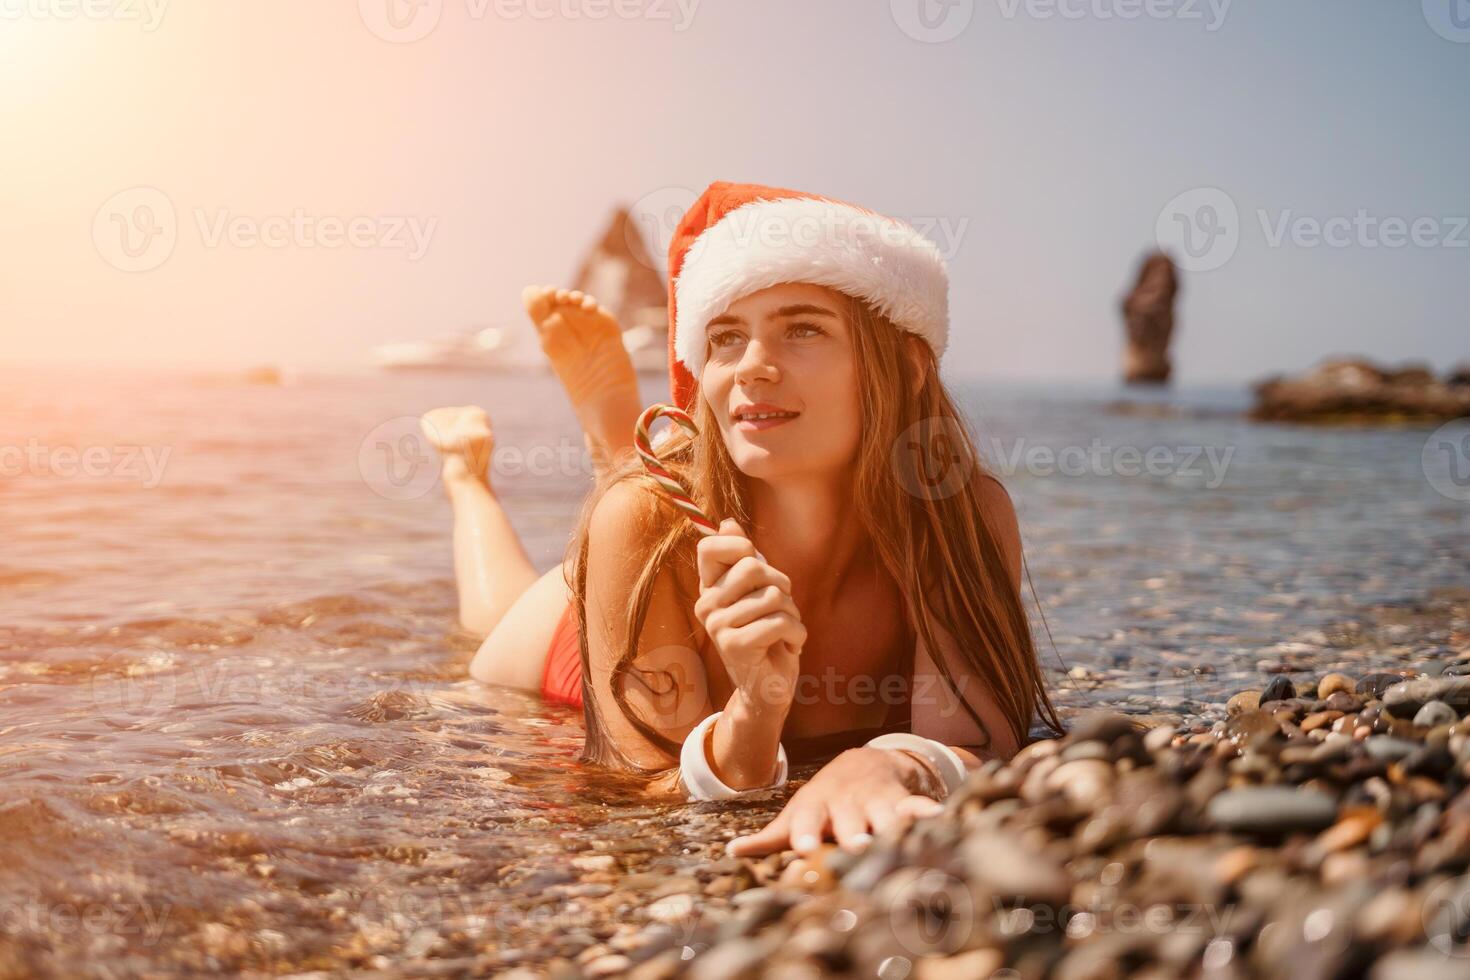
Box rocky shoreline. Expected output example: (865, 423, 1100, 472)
(492, 595, 1470, 980)
(1250, 358, 1470, 424)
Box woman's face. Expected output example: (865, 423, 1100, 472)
(699, 282, 862, 483)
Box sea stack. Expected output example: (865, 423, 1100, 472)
(1121, 251, 1179, 385)
(570, 206, 668, 334)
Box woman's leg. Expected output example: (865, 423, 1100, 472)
(521, 285, 643, 475)
(422, 405, 540, 636)
(427, 286, 645, 684)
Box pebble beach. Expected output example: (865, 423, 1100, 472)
(1, 369, 1467, 978)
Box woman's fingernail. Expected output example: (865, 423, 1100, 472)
(794, 834, 820, 852)
(851, 833, 874, 850)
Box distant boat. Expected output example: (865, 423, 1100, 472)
(620, 322, 669, 374)
(370, 322, 668, 374)
(370, 326, 543, 373)
(373, 202, 673, 375)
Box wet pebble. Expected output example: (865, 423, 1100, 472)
(1260, 676, 1297, 705)
(1413, 700, 1459, 728)
(1205, 787, 1338, 834)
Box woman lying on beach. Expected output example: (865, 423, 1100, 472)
(424, 181, 1063, 858)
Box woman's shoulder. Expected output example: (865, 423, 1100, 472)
(588, 472, 671, 540)
(586, 474, 700, 592)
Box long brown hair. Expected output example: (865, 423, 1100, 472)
(565, 294, 1064, 774)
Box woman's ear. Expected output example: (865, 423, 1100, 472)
(903, 334, 930, 393)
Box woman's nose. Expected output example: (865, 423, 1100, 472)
(734, 338, 780, 385)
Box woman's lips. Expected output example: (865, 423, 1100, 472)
(734, 412, 799, 432)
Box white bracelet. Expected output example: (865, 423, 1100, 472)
(864, 733, 968, 799)
(677, 710, 788, 801)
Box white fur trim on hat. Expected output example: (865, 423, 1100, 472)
(673, 196, 950, 378)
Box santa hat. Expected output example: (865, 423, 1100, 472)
(665, 180, 951, 413)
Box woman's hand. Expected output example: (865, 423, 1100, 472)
(693, 518, 805, 709)
(724, 747, 947, 858)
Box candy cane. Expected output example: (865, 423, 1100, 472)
(634, 404, 720, 536)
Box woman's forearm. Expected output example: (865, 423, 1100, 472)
(707, 684, 791, 790)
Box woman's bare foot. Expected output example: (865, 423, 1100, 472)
(522, 285, 642, 475)
(421, 405, 495, 487)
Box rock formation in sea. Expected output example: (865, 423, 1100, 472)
(1250, 357, 1470, 423)
(1121, 251, 1179, 385)
(571, 206, 668, 332)
(571, 206, 671, 373)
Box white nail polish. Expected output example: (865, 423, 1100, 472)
(851, 833, 874, 850)
(794, 834, 820, 852)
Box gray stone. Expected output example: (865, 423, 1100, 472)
(1413, 699, 1459, 728)
(1206, 787, 1338, 834)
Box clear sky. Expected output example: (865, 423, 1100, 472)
(2, 0, 1465, 382)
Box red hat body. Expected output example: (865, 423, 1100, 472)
(664, 179, 951, 414)
(665, 181, 823, 412)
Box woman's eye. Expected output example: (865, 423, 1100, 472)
(710, 330, 741, 347)
(790, 323, 825, 338)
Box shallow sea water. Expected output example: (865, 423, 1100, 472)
(1, 367, 1466, 975)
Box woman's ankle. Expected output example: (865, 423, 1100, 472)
(442, 455, 490, 492)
